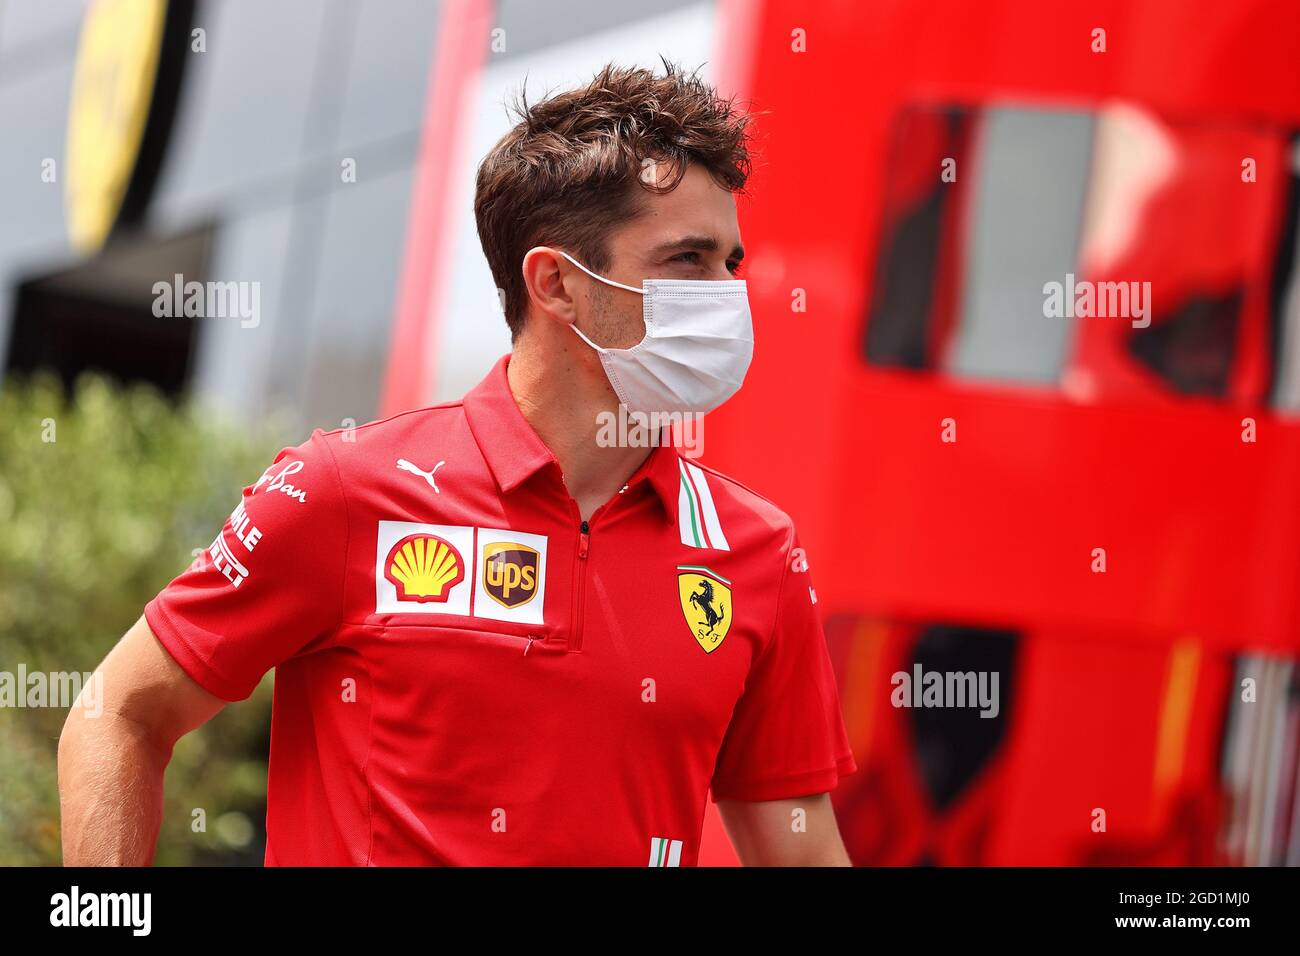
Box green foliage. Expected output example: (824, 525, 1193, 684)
(0, 373, 289, 865)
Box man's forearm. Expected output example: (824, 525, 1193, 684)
(717, 794, 854, 866)
(58, 710, 170, 866)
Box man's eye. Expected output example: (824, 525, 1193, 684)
(671, 252, 701, 264)
(727, 260, 742, 276)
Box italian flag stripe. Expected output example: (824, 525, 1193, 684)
(686, 461, 730, 551)
(677, 565, 731, 586)
(676, 458, 730, 551)
(678, 460, 709, 548)
(648, 837, 682, 866)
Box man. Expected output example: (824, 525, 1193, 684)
(59, 63, 856, 866)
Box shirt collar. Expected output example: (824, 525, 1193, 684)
(628, 436, 683, 526)
(463, 354, 679, 524)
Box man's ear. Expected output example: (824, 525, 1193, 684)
(521, 246, 578, 327)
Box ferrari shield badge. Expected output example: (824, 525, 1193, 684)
(677, 565, 732, 654)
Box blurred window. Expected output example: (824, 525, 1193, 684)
(4, 228, 211, 396)
(864, 104, 1300, 408)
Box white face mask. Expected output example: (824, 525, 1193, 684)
(559, 250, 754, 416)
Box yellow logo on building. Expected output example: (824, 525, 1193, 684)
(65, 0, 170, 253)
(677, 566, 732, 654)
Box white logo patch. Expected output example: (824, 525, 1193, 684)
(374, 522, 548, 622)
(473, 527, 548, 625)
(374, 521, 474, 615)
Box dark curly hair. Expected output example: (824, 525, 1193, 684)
(474, 60, 753, 340)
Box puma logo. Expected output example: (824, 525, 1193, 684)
(396, 458, 445, 493)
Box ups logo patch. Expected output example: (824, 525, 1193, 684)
(482, 542, 539, 608)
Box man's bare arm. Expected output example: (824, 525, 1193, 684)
(716, 792, 852, 866)
(58, 614, 226, 865)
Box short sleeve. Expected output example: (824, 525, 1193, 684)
(710, 527, 857, 802)
(145, 431, 348, 702)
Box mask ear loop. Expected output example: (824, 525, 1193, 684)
(570, 321, 609, 353)
(558, 249, 651, 354)
(558, 250, 647, 295)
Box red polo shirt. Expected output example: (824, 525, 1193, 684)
(146, 355, 856, 865)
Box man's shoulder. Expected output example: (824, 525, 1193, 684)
(308, 400, 470, 468)
(250, 402, 469, 507)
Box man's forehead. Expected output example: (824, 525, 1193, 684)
(621, 166, 742, 252)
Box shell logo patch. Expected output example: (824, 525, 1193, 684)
(677, 565, 732, 654)
(482, 542, 539, 609)
(375, 522, 475, 616)
(385, 533, 464, 603)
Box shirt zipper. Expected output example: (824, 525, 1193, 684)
(567, 482, 634, 652)
(572, 519, 590, 651)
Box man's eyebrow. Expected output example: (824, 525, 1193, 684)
(650, 235, 745, 261)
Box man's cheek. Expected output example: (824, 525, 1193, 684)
(617, 303, 647, 347)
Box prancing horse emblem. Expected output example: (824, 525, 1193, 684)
(677, 565, 733, 654)
(691, 580, 725, 633)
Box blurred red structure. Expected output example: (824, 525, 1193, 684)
(387, 0, 1300, 865)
